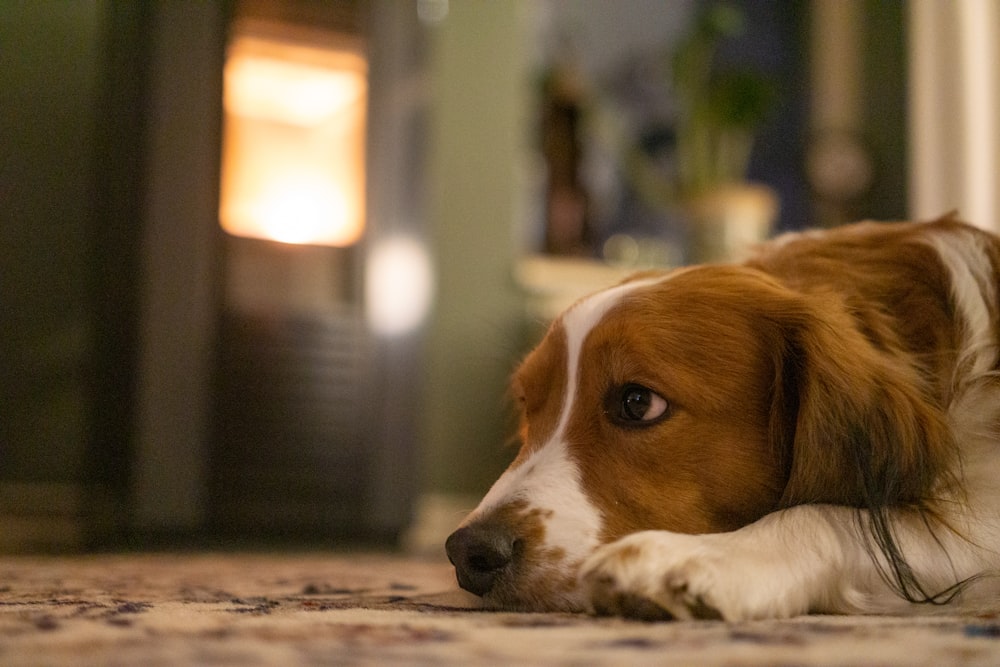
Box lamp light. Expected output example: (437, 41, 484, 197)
(219, 35, 367, 247)
(365, 236, 435, 337)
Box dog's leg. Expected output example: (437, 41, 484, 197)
(580, 504, 999, 621)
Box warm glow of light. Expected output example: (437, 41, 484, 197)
(248, 173, 352, 245)
(219, 35, 367, 247)
(366, 237, 435, 337)
(225, 52, 365, 127)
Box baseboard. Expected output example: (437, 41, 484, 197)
(0, 482, 86, 553)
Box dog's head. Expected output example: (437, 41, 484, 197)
(445, 264, 949, 612)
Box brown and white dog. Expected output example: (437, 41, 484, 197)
(446, 215, 1000, 620)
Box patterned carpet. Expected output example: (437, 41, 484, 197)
(2, 552, 1000, 666)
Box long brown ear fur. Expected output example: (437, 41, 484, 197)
(766, 287, 961, 603)
(770, 289, 954, 509)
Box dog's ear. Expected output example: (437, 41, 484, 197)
(766, 291, 954, 510)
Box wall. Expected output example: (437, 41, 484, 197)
(421, 2, 533, 498)
(1, 1, 223, 548)
(0, 2, 107, 550)
(1, 2, 102, 481)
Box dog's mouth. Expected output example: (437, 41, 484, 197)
(459, 556, 587, 613)
(480, 574, 587, 613)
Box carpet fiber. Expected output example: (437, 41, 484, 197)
(2, 552, 1000, 665)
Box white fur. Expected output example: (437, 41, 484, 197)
(921, 225, 998, 376)
(581, 503, 1000, 621)
(468, 440, 601, 580)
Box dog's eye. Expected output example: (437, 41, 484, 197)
(612, 384, 669, 425)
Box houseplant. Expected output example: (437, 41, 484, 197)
(670, 2, 779, 263)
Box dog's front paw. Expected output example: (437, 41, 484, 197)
(580, 531, 725, 621)
(580, 531, 804, 622)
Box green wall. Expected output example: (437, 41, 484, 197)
(422, 2, 533, 496)
(1, 2, 105, 483)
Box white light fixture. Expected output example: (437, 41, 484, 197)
(219, 35, 367, 247)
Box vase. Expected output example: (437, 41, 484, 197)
(684, 183, 779, 264)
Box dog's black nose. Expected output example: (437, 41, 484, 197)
(445, 523, 517, 597)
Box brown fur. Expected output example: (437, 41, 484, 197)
(511, 323, 568, 467)
(567, 269, 790, 540)
(549, 220, 983, 541)
(450, 216, 1000, 611)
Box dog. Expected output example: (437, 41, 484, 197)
(445, 215, 1000, 621)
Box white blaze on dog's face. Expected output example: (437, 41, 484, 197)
(445, 268, 792, 611)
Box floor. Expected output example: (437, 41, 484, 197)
(2, 552, 1000, 666)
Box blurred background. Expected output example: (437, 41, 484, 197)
(2, 0, 998, 554)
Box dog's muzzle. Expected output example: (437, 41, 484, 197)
(445, 521, 519, 598)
